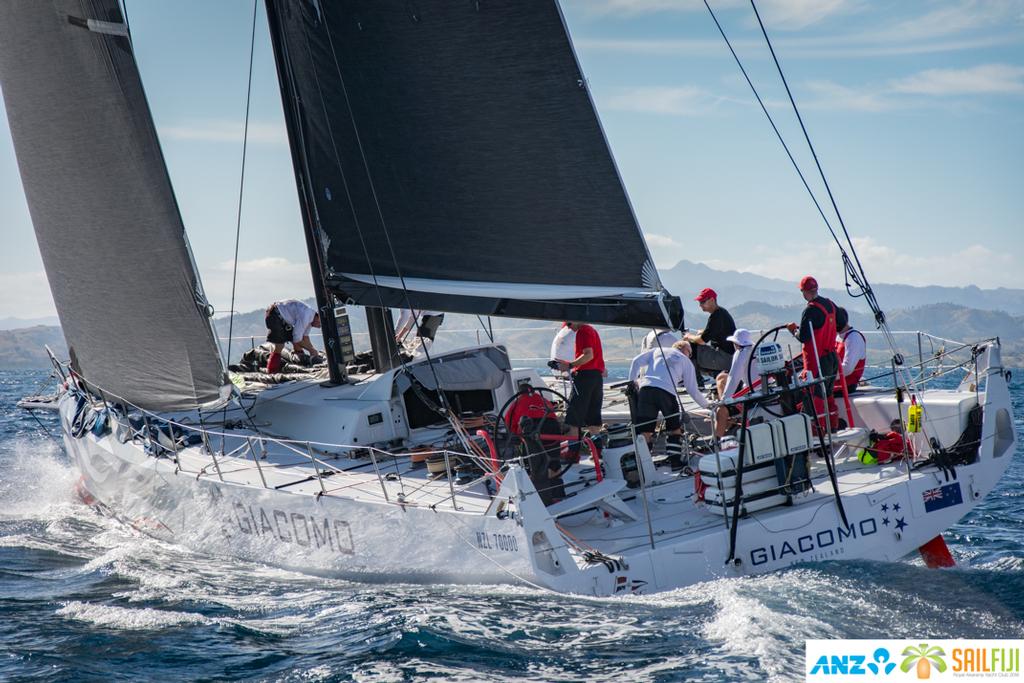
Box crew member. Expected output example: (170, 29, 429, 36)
(265, 299, 322, 373)
(395, 309, 445, 348)
(835, 307, 866, 394)
(714, 328, 760, 438)
(683, 288, 736, 386)
(641, 327, 680, 353)
(557, 322, 605, 462)
(628, 340, 709, 470)
(550, 322, 576, 368)
(857, 419, 910, 465)
(785, 276, 839, 431)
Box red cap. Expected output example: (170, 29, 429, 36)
(694, 287, 717, 303)
(799, 276, 818, 292)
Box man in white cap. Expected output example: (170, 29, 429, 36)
(640, 327, 681, 353)
(714, 328, 760, 437)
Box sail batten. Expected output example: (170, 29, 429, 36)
(0, 0, 229, 411)
(266, 0, 682, 327)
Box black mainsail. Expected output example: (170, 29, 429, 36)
(265, 0, 683, 328)
(0, 0, 229, 410)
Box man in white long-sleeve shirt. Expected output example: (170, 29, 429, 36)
(628, 340, 709, 470)
(835, 307, 866, 394)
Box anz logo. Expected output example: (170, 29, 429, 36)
(809, 648, 897, 676)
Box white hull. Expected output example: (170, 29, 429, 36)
(61, 344, 1016, 596)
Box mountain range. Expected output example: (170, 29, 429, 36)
(2, 260, 1021, 369)
(660, 260, 1024, 317)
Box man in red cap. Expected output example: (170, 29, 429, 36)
(683, 287, 736, 388)
(786, 276, 840, 430)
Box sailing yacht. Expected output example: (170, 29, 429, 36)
(1, 0, 1015, 596)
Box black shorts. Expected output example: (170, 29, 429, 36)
(565, 369, 603, 428)
(635, 386, 682, 434)
(265, 307, 293, 345)
(419, 314, 444, 341)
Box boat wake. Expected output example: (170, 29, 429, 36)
(2, 430, 1023, 681)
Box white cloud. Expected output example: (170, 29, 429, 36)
(880, 0, 1024, 43)
(605, 85, 733, 115)
(0, 270, 57, 319)
(573, 0, 859, 28)
(646, 232, 681, 248)
(800, 80, 892, 112)
(158, 120, 287, 145)
(752, 0, 862, 31)
(0, 259, 315, 324)
(574, 1, 1024, 59)
(644, 232, 685, 267)
(889, 63, 1024, 96)
(703, 237, 1022, 289)
(795, 63, 1024, 111)
(200, 257, 314, 316)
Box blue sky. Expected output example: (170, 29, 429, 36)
(1, 0, 1022, 319)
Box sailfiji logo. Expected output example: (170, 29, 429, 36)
(806, 639, 1023, 681)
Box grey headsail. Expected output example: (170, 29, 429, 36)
(265, 0, 683, 327)
(0, 0, 229, 411)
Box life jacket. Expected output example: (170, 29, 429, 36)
(836, 328, 866, 388)
(802, 297, 838, 377)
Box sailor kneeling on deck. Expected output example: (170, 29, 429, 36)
(857, 419, 911, 465)
(627, 340, 710, 471)
(265, 299, 323, 373)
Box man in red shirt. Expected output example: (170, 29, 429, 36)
(557, 322, 605, 461)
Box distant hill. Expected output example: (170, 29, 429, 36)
(0, 315, 59, 331)
(662, 260, 1024, 317)
(0, 325, 66, 369)
(5, 261, 1022, 369)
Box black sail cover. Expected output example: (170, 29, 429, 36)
(0, 0, 230, 410)
(266, 0, 683, 327)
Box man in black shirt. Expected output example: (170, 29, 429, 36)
(683, 288, 736, 386)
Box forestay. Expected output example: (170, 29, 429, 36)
(265, 0, 682, 327)
(0, 0, 230, 410)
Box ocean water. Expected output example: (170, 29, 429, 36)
(1, 368, 1022, 682)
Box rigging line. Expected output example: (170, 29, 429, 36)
(317, 6, 450, 414)
(702, 0, 845, 262)
(749, 0, 916, 392)
(747, 0, 875, 305)
(749, 2, 860, 272)
(225, 0, 259, 371)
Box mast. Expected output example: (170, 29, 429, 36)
(265, 0, 345, 384)
(366, 307, 401, 372)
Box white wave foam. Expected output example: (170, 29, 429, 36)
(702, 572, 839, 682)
(0, 437, 78, 521)
(55, 600, 214, 630)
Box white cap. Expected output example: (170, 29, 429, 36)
(726, 328, 753, 347)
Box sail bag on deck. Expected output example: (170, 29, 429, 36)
(0, 0, 230, 411)
(265, 0, 682, 327)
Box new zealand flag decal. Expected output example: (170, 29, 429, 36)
(922, 483, 963, 513)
